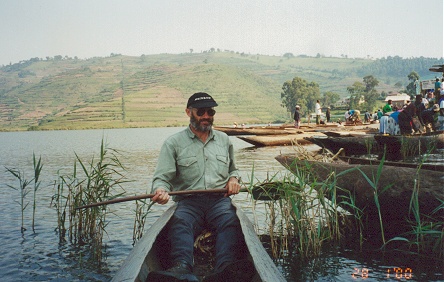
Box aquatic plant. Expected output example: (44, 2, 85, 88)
(32, 153, 43, 231)
(132, 199, 155, 245)
(260, 145, 444, 262)
(52, 139, 128, 261)
(5, 167, 32, 233)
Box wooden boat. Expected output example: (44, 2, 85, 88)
(338, 156, 444, 172)
(275, 155, 444, 238)
(238, 132, 322, 147)
(320, 130, 377, 137)
(304, 134, 380, 155)
(374, 131, 444, 160)
(112, 203, 285, 282)
(214, 124, 357, 136)
(214, 125, 298, 136)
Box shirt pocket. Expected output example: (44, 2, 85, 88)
(177, 156, 199, 180)
(216, 154, 229, 177)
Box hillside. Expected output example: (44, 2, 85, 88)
(0, 52, 440, 131)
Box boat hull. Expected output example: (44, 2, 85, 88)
(275, 155, 444, 238)
(112, 202, 285, 282)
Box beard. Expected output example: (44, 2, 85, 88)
(190, 113, 213, 132)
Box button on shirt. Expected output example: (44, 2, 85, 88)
(151, 126, 240, 199)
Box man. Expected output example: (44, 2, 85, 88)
(294, 105, 301, 128)
(326, 107, 331, 123)
(148, 92, 254, 282)
(315, 100, 321, 125)
(383, 100, 393, 114)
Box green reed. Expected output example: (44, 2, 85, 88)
(6, 167, 32, 233)
(259, 150, 444, 261)
(252, 163, 356, 259)
(5, 153, 43, 233)
(383, 148, 443, 258)
(400, 134, 438, 159)
(52, 139, 128, 261)
(132, 199, 155, 245)
(355, 152, 392, 245)
(32, 153, 43, 231)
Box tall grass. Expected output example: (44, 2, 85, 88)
(51, 139, 128, 261)
(32, 153, 43, 231)
(252, 162, 356, 259)
(261, 147, 443, 261)
(132, 199, 155, 245)
(383, 147, 444, 258)
(5, 153, 43, 233)
(5, 167, 32, 233)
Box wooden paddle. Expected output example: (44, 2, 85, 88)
(76, 183, 285, 210)
(76, 188, 239, 210)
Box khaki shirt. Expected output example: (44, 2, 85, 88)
(151, 126, 240, 198)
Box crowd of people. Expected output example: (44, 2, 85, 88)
(290, 80, 444, 135)
(377, 80, 444, 135)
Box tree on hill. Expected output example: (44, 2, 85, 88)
(347, 75, 380, 111)
(281, 76, 321, 115)
(322, 91, 340, 108)
(283, 53, 294, 59)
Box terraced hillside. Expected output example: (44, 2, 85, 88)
(1, 52, 434, 131)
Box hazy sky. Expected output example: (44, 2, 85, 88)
(1, 0, 443, 66)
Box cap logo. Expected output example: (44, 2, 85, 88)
(194, 97, 212, 101)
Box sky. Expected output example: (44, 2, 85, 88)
(1, 0, 443, 66)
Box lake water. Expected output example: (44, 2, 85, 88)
(0, 127, 442, 281)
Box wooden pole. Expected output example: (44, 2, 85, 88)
(76, 188, 229, 209)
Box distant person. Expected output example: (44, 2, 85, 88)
(440, 78, 444, 102)
(414, 79, 421, 95)
(398, 101, 418, 135)
(349, 109, 361, 124)
(383, 100, 393, 114)
(421, 104, 440, 132)
(294, 105, 301, 128)
(414, 94, 427, 130)
(377, 109, 383, 120)
(326, 107, 331, 123)
(427, 89, 435, 104)
(364, 110, 371, 123)
(439, 94, 444, 131)
(344, 109, 351, 121)
(435, 78, 441, 103)
(315, 100, 322, 125)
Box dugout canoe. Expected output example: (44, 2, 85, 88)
(338, 156, 444, 172)
(214, 126, 299, 136)
(374, 131, 444, 153)
(238, 132, 323, 147)
(112, 203, 285, 282)
(304, 134, 380, 155)
(275, 155, 444, 238)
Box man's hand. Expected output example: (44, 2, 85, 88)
(225, 177, 241, 197)
(151, 188, 170, 205)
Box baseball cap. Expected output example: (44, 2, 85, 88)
(187, 92, 218, 108)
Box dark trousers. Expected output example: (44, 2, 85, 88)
(167, 196, 246, 270)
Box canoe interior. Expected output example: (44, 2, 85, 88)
(112, 203, 285, 282)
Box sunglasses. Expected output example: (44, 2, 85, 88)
(195, 108, 216, 116)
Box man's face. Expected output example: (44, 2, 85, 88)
(187, 107, 215, 132)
